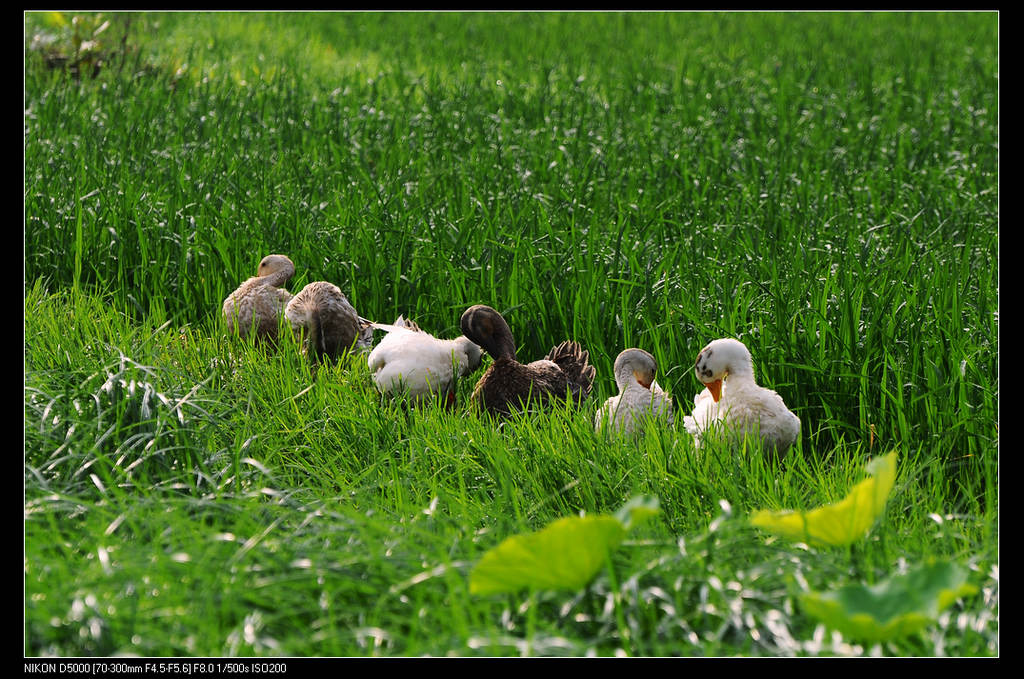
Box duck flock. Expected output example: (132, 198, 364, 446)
(223, 254, 801, 455)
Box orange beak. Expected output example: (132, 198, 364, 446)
(634, 371, 652, 389)
(706, 379, 723, 402)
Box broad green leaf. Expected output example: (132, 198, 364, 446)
(614, 494, 661, 531)
(469, 496, 661, 596)
(469, 515, 627, 595)
(800, 560, 979, 643)
(749, 451, 897, 547)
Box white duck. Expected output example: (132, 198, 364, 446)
(222, 254, 295, 343)
(683, 338, 800, 456)
(367, 315, 483, 406)
(595, 348, 673, 435)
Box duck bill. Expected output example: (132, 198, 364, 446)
(634, 371, 652, 389)
(706, 379, 723, 402)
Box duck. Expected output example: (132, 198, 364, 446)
(222, 254, 295, 343)
(595, 348, 673, 435)
(285, 281, 373, 362)
(366, 315, 483, 406)
(459, 304, 596, 418)
(682, 337, 800, 455)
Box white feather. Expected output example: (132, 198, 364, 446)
(367, 319, 482, 404)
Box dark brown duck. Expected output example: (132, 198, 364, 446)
(460, 304, 596, 418)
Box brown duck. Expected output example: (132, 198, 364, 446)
(460, 304, 596, 418)
(222, 254, 295, 343)
(285, 281, 374, 363)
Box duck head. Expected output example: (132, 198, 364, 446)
(256, 254, 295, 285)
(694, 338, 753, 402)
(453, 336, 484, 376)
(613, 348, 658, 391)
(460, 305, 517, 361)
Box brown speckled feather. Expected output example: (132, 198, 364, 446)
(222, 254, 295, 344)
(286, 281, 362, 362)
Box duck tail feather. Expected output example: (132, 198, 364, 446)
(545, 340, 596, 398)
(394, 314, 423, 332)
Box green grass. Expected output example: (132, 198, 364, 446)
(24, 11, 997, 656)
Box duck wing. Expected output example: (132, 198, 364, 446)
(595, 394, 622, 431)
(650, 380, 674, 424)
(470, 357, 564, 417)
(726, 387, 801, 453)
(223, 277, 292, 342)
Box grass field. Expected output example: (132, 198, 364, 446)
(24, 11, 998, 657)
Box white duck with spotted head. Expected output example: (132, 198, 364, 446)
(683, 338, 800, 455)
(595, 348, 673, 435)
(222, 254, 295, 343)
